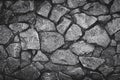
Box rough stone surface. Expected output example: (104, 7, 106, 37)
(57, 17, 71, 34)
(65, 24, 82, 41)
(117, 44, 120, 53)
(0, 25, 13, 44)
(111, 0, 120, 13)
(105, 18, 120, 35)
(113, 54, 120, 66)
(70, 41, 94, 55)
(74, 13, 97, 29)
(83, 25, 110, 47)
(32, 62, 44, 71)
(51, 49, 79, 65)
(35, 16, 55, 32)
(52, 0, 66, 3)
(115, 31, 120, 41)
(40, 32, 64, 53)
(79, 57, 105, 70)
(0, 45, 8, 60)
(50, 5, 69, 22)
(58, 72, 73, 80)
(20, 28, 40, 50)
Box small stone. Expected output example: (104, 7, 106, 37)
(50, 5, 69, 22)
(115, 31, 120, 41)
(58, 72, 73, 80)
(70, 8, 80, 15)
(83, 2, 108, 16)
(74, 13, 97, 29)
(0, 45, 8, 60)
(33, 50, 49, 62)
(35, 16, 55, 32)
(105, 18, 120, 35)
(52, 0, 65, 3)
(98, 15, 111, 22)
(14, 64, 40, 80)
(5, 57, 20, 74)
(41, 72, 58, 80)
(70, 41, 94, 55)
(98, 65, 113, 76)
(21, 51, 31, 67)
(11, 0, 34, 13)
(32, 62, 44, 71)
(40, 32, 64, 53)
(57, 17, 71, 34)
(6, 43, 21, 58)
(113, 54, 120, 66)
(0, 25, 13, 44)
(83, 25, 110, 47)
(9, 23, 29, 33)
(111, 0, 120, 13)
(37, 1, 51, 17)
(67, 0, 86, 8)
(117, 44, 120, 53)
(51, 49, 79, 65)
(79, 57, 105, 70)
(14, 35, 20, 42)
(20, 28, 40, 50)
(110, 39, 117, 46)
(65, 24, 82, 41)
(92, 47, 103, 57)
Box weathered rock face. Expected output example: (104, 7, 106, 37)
(20, 28, 40, 50)
(83, 25, 110, 47)
(40, 32, 64, 53)
(50, 49, 79, 65)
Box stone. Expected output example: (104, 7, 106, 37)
(32, 62, 44, 71)
(5, 57, 20, 74)
(57, 17, 71, 34)
(11, 0, 34, 13)
(40, 32, 64, 53)
(70, 41, 94, 55)
(70, 8, 80, 15)
(33, 50, 49, 62)
(98, 65, 113, 76)
(9, 23, 29, 33)
(105, 18, 120, 35)
(52, 0, 65, 3)
(20, 28, 40, 50)
(111, 0, 120, 13)
(115, 31, 120, 41)
(110, 39, 117, 46)
(35, 16, 55, 32)
(113, 54, 120, 66)
(65, 24, 82, 41)
(79, 57, 105, 70)
(50, 5, 69, 22)
(6, 43, 21, 58)
(58, 72, 73, 80)
(0, 60, 7, 73)
(117, 44, 120, 53)
(100, 0, 112, 4)
(107, 74, 120, 80)
(50, 49, 79, 65)
(74, 13, 97, 29)
(83, 2, 108, 16)
(14, 35, 20, 42)
(41, 72, 59, 80)
(0, 25, 13, 44)
(14, 64, 40, 80)
(83, 25, 110, 47)
(67, 0, 86, 8)
(20, 51, 31, 67)
(98, 15, 111, 22)
(37, 1, 51, 17)
(0, 45, 8, 60)
(92, 47, 103, 57)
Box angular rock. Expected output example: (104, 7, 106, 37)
(115, 31, 120, 41)
(57, 17, 71, 34)
(37, 1, 51, 17)
(32, 62, 44, 71)
(110, 39, 117, 46)
(74, 13, 97, 29)
(51, 49, 79, 65)
(98, 15, 111, 22)
(79, 57, 105, 70)
(113, 54, 120, 66)
(20, 28, 40, 50)
(11, 0, 34, 13)
(14, 35, 20, 42)
(41, 72, 58, 80)
(105, 18, 120, 35)
(67, 0, 86, 8)
(70, 41, 94, 55)
(111, 0, 120, 13)
(35, 16, 55, 32)
(33, 50, 49, 62)
(6, 43, 21, 58)
(65, 24, 82, 41)
(40, 32, 64, 53)
(14, 64, 40, 80)
(0, 45, 8, 60)
(50, 5, 69, 22)
(83, 25, 110, 47)
(83, 2, 108, 16)
(9, 23, 29, 33)
(0, 25, 13, 44)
